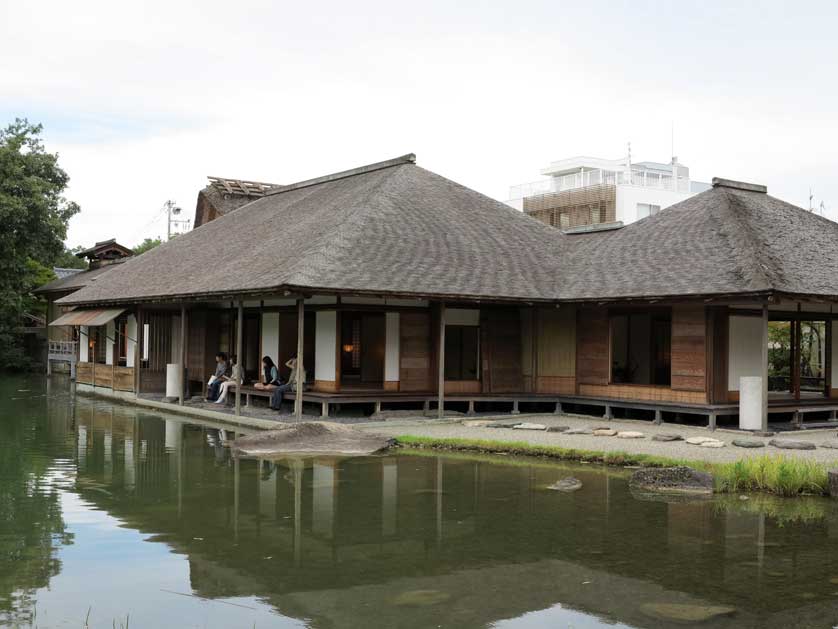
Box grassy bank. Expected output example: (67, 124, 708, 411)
(395, 435, 831, 497)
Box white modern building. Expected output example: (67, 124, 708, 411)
(508, 154, 710, 230)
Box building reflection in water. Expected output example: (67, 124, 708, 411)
(58, 395, 838, 629)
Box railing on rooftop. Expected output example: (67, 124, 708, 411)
(509, 168, 692, 200)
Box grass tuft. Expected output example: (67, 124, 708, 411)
(394, 435, 834, 497)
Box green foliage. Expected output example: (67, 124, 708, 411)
(395, 435, 834, 497)
(132, 237, 163, 255)
(0, 118, 80, 369)
(53, 245, 88, 270)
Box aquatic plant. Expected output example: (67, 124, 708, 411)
(713, 455, 828, 496)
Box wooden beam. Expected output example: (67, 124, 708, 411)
(295, 298, 304, 420)
(235, 301, 243, 416)
(179, 304, 187, 405)
(437, 302, 445, 419)
(134, 308, 142, 394)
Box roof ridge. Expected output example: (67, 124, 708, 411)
(718, 189, 776, 291)
(279, 165, 405, 287)
(265, 154, 415, 197)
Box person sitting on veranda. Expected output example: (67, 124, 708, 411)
(270, 357, 307, 411)
(215, 354, 244, 404)
(254, 356, 281, 390)
(206, 352, 229, 401)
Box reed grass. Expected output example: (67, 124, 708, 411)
(394, 435, 833, 497)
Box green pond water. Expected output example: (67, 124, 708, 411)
(4, 376, 838, 628)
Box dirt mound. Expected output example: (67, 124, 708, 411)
(232, 422, 394, 457)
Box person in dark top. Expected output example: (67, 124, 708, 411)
(206, 352, 229, 401)
(254, 356, 281, 390)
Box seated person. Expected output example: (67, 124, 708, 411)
(270, 356, 307, 411)
(215, 355, 244, 404)
(206, 352, 229, 401)
(254, 356, 281, 390)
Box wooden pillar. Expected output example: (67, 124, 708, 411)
(295, 298, 304, 421)
(134, 308, 142, 394)
(761, 304, 769, 431)
(179, 304, 187, 405)
(437, 302, 445, 419)
(235, 301, 243, 416)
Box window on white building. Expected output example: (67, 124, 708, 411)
(637, 203, 661, 220)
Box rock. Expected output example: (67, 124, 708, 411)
(829, 470, 838, 499)
(593, 426, 612, 431)
(732, 439, 765, 448)
(639, 603, 736, 623)
(393, 590, 451, 607)
(513, 422, 547, 431)
(564, 428, 593, 435)
(486, 421, 521, 429)
(685, 436, 715, 445)
(232, 422, 394, 457)
(652, 434, 683, 442)
(547, 477, 583, 492)
(821, 442, 838, 449)
(700, 440, 725, 448)
(769, 439, 816, 451)
(629, 466, 714, 495)
(617, 431, 644, 439)
(593, 428, 618, 436)
(546, 425, 570, 433)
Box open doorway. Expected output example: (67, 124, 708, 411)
(768, 318, 829, 399)
(340, 312, 385, 388)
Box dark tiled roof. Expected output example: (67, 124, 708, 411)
(35, 264, 122, 295)
(57, 159, 838, 307)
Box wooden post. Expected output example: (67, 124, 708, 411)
(235, 301, 243, 416)
(295, 298, 304, 421)
(179, 304, 187, 405)
(437, 302, 445, 419)
(134, 308, 142, 394)
(761, 304, 769, 431)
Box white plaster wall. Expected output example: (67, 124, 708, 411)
(126, 315, 137, 366)
(728, 316, 764, 391)
(314, 311, 337, 381)
(385, 312, 400, 382)
(615, 185, 696, 225)
(832, 321, 838, 389)
(261, 312, 279, 367)
(105, 321, 115, 365)
(80, 326, 89, 362)
(312, 462, 335, 538)
(445, 308, 480, 326)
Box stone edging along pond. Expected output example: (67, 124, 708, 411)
(393, 435, 834, 498)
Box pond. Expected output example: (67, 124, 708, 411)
(3, 375, 838, 628)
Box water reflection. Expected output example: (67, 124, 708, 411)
(5, 376, 838, 628)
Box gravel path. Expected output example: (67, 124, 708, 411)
(355, 412, 838, 464)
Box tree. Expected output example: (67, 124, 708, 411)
(0, 119, 80, 369)
(53, 245, 88, 270)
(133, 236, 163, 255)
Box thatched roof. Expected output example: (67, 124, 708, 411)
(57, 157, 838, 307)
(557, 179, 838, 301)
(194, 176, 282, 228)
(35, 263, 123, 296)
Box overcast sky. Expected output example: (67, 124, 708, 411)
(2, 0, 836, 248)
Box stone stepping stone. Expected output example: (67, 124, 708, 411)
(751, 430, 776, 437)
(546, 425, 570, 433)
(565, 428, 593, 435)
(732, 439, 765, 448)
(617, 431, 644, 439)
(593, 428, 618, 436)
(820, 442, 838, 449)
(547, 477, 583, 492)
(769, 439, 816, 450)
(640, 603, 736, 623)
(486, 421, 522, 429)
(513, 422, 547, 431)
(462, 419, 493, 428)
(700, 440, 725, 448)
(685, 436, 716, 445)
(652, 434, 683, 442)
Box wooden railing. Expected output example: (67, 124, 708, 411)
(48, 340, 77, 356)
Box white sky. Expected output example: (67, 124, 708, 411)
(2, 0, 836, 248)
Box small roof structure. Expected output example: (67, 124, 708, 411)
(57, 158, 838, 308)
(194, 176, 283, 228)
(75, 238, 133, 261)
(49, 307, 125, 327)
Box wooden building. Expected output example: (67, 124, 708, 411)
(52, 156, 838, 429)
